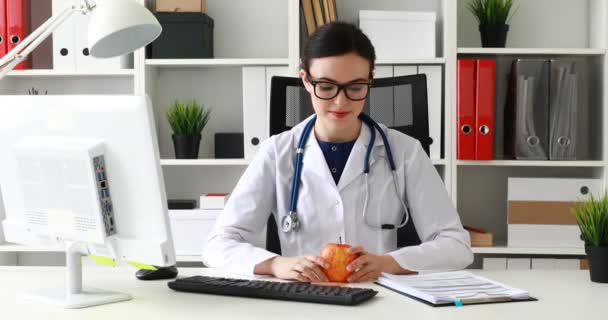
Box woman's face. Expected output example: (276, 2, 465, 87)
(301, 52, 372, 134)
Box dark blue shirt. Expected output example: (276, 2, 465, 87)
(317, 139, 356, 185)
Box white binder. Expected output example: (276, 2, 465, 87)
(242, 67, 267, 160)
(243, 66, 290, 160)
(373, 65, 393, 78)
(52, 0, 77, 71)
(393, 65, 418, 76)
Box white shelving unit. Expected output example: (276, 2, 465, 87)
(5, 69, 136, 78)
(146, 58, 291, 67)
(457, 160, 606, 167)
(1, 0, 606, 265)
(457, 48, 606, 55)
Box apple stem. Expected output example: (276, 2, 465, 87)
(339, 236, 342, 244)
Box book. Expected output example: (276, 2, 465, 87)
(301, 0, 316, 35)
(200, 193, 229, 209)
(376, 271, 534, 306)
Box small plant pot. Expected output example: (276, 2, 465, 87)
(586, 246, 608, 283)
(172, 134, 201, 159)
(479, 24, 509, 48)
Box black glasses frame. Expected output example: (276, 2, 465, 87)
(307, 76, 372, 101)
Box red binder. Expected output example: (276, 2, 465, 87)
(474, 59, 496, 160)
(457, 59, 476, 160)
(6, 0, 31, 70)
(0, 0, 6, 59)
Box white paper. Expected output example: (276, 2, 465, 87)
(376, 271, 529, 305)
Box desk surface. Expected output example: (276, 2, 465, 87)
(1, 267, 606, 320)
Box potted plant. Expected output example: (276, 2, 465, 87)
(467, 0, 518, 48)
(572, 193, 608, 283)
(166, 98, 211, 159)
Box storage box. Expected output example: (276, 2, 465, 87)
(531, 258, 583, 270)
(200, 193, 229, 209)
(483, 258, 507, 270)
(507, 178, 603, 248)
(156, 0, 207, 13)
(466, 228, 493, 247)
(507, 258, 531, 270)
(147, 13, 214, 59)
(168, 209, 220, 256)
(359, 10, 435, 59)
(215, 133, 244, 159)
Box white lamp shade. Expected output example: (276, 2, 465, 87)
(88, 0, 162, 58)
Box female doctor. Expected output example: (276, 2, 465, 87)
(203, 22, 473, 282)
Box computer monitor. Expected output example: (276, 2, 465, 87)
(0, 95, 176, 308)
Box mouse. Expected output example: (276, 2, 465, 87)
(135, 265, 178, 280)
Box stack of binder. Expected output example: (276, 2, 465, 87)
(2, 0, 31, 69)
(52, 0, 131, 71)
(457, 59, 496, 160)
(504, 58, 581, 160)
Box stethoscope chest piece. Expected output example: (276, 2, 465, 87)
(281, 211, 300, 233)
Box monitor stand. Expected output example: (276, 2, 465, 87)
(21, 241, 131, 309)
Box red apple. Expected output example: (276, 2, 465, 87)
(320, 243, 360, 282)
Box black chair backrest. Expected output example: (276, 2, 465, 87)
(266, 75, 431, 254)
(269, 75, 433, 154)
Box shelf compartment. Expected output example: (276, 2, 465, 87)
(457, 160, 605, 167)
(6, 69, 136, 78)
(146, 58, 290, 67)
(457, 166, 603, 247)
(0, 245, 204, 263)
(457, 48, 606, 55)
(472, 244, 584, 256)
(376, 58, 446, 65)
(161, 159, 250, 166)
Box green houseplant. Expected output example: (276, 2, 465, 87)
(166, 99, 211, 159)
(467, 0, 517, 47)
(572, 193, 608, 283)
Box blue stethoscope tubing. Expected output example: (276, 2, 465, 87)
(281, 113, 410, 233)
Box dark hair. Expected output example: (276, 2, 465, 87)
(301, 22, 376, 77)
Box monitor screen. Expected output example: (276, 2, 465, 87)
(0, 95, 175, 268)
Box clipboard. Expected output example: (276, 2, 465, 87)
(376, 282, 538, 307)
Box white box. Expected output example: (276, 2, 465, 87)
(507, 258, 531, 270)
(200, 193, 230, 209)
(483, 258, 507, 270)
(532, 258, 556, 270)
(555, 259, 581, 270)
(168, 209, 220, 256)
(359, 10, 436, 59)
(507, 224, 584, 248)
(507, 178, 602, 248)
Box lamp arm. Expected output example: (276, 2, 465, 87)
(0, 1, 97, 80)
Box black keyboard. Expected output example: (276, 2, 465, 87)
(168, 275, 378, 306)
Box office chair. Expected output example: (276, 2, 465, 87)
(266, 75, 434, 254)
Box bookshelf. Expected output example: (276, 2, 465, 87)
(0, 0, 606, 266)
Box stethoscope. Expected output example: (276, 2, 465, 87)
(281, 113, 410, 233)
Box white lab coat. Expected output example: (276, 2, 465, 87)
(203, 117, 473, 276)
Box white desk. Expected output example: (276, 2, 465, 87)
(0, 267, 605, 320)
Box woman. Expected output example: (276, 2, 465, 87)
(203, 22, 473, 282)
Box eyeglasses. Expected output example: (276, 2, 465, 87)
(307, 76, 372, 101)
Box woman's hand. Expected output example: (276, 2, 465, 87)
(267, 256, 330, 282)
(345, 246, 414, 282)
